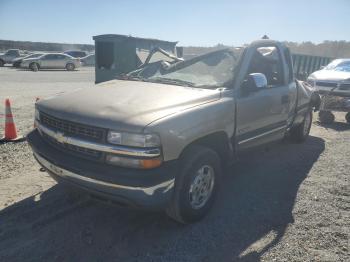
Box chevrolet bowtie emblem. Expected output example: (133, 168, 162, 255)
(54, 131, 67, 144)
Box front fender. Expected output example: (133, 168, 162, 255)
(144, 98, 236, 161)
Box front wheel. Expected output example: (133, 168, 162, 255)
(289, 110, 313, 143)
(0, 60, 4, 67)
(66, 63, 75, 71)
(345, 112, 350, 123)
(166, 145, 221, 224)
(29, 62, 39, 71)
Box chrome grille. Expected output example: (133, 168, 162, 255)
(316, 81, 337, 88)
(339, 83, 350, 90)
(40, 112, 105, 142)
(42, 132, 102, 160)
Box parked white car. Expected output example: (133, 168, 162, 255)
(21, 53, 81, 71)
(307, 59, 350, 124)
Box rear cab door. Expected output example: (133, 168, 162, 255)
(55, 54, 69, 68)
(40, 54, 56, 68)
(235, 41, 296, 150)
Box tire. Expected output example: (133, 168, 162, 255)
(29, 62, 39, 71)
(290, 110, 313, 143)
(0, 60, 4, 67)
(319, 110, 335, 124)
(345, 112, 350, 123)
(166, 145, 222, 224)
(66, 63, 75, 71)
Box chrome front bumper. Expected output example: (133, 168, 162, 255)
(35, 153, 174, 196)
(27, 129, 177, 209)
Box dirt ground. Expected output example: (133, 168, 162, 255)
(0, 67, 349, 262)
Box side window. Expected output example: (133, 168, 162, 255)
(44, 54, 54, 60)
(57, 55, 66, 59)
(247, 46, 284, 87)
(7, 50, 16, 56)
(284, 48, 294, 83)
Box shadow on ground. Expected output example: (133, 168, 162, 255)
(315, 120, 350, 132)
(0, 136, 325, 262)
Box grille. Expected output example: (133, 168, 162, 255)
(40, 112, 105, 142)
(339, 83, 350, 90)
(316, 81, 337, 88)
(42, 132, 102, 160)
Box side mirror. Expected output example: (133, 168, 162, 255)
(242, 73, 268, 93)
(320, 66, 325, 70)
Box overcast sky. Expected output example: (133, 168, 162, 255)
(0, 0, 349, 46)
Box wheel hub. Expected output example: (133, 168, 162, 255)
(189, 165, 215, 209)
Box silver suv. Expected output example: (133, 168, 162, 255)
(27, 40, 318, 223)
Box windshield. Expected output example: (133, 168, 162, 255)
(25, 53, 43, 59)
(324, 59, 350, 72)
(127, 49, 239, 88)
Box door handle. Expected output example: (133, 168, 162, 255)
(281, 95, 289, 104)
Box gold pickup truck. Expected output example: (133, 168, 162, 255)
(27, 40, 318, 224)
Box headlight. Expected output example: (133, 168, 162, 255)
(107, 130, 160, 148)
(307, 78, 316, 87)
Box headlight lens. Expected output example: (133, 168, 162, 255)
(107, 131, 160, 147)
(307, 78, 316, 87)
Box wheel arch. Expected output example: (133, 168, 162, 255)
(29, 61, 40, 69)
(179, 131, 234, 167)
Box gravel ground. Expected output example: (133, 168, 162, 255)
(0, 67, 349, 262)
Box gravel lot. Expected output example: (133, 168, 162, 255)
(0, 66, 349, 262)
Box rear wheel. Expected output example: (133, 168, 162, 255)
(290, 110, 312, 143)
(319, 111, 335, 124)
(345, 112, 350, 123)
(66, 63, 75, 71)
(166, 145, 221, 224)
(29, 62, 39, 71)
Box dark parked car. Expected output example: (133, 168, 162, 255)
(64, 50, 87, 58)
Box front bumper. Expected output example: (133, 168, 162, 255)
(27, 129, 177, 209)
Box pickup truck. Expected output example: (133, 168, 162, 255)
(27, 40, 318, 224)
(0, 49, 21, 66)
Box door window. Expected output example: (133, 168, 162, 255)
(56, 55, 66, 59)
(43, 54, 56, 60)
(247, 46, 284, 87)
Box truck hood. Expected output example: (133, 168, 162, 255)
(310, 70, 350, 81)
(37, 80, 221, 132)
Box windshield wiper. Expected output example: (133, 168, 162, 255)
(117, 74, 145, 81)
(146, 77, 195, 87)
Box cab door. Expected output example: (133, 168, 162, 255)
(40, 54, 55, 68)
(55, 54, 68, 68)
(236, 44, 292, 150)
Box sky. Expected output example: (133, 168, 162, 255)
(0, 0, 349, 47)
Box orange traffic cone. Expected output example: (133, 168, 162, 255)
(0, 99, 25, 143)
